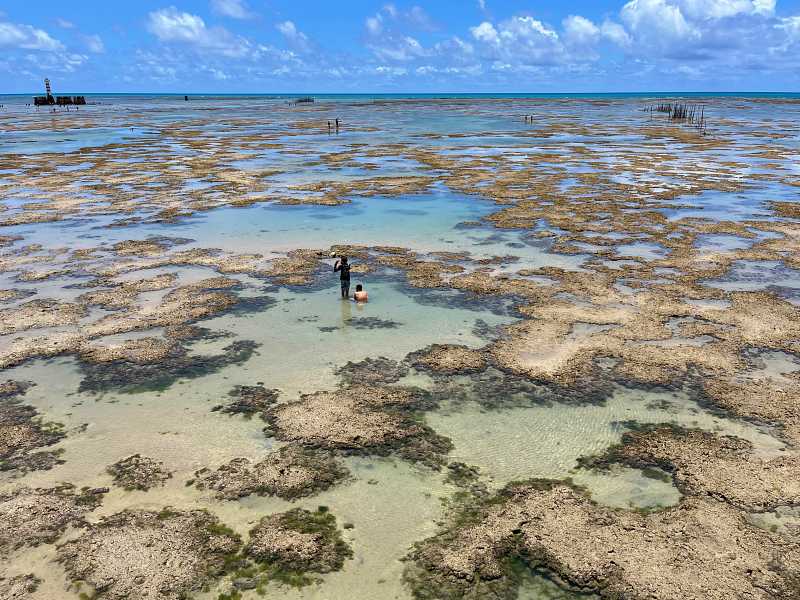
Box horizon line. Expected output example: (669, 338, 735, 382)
(3, 90, 800, 96)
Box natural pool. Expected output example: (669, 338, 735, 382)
(1, 94, 799, 600)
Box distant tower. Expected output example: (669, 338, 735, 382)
(44, 78, 54, 102)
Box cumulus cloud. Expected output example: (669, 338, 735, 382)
(620, 0, 699, 46)
(470, 17, 563, 65)
(0, 21, 63, 51)
(276, 20, 312, 54)
(210, 0, 253, 20)
(146, 7, 250, 56)
(563, 15, 600, 46)
(364, 5, 435, 61)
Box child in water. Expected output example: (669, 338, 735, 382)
(353, 284, 368, 302)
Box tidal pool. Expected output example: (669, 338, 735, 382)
(1, 94, 799, 600)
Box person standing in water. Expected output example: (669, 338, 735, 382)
(334, 256, 352, 299)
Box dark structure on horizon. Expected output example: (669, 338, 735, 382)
(33, 78, 86, 107)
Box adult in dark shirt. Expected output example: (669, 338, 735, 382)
(334, 256, 352, 299)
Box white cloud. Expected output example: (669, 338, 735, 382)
(210, 0, 253, 20)
(470, 17, 563, 65)
(0, 21, 63, 51)
(563, 15, 600, 46)
(84, 34, 105, 53)
(276, 21, 312, 54)
(477, 0, 487, 11)
(371, 35, 426, 61)
(56, 18, 74, 29)
(676, 0, 774, 20)
(621, 0, 698, 44)
(146, 7, 250, 56)
(470, 21, 499, 45)
(600, 20, 632, 47)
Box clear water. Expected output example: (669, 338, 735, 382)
(1, 94, 797, 600)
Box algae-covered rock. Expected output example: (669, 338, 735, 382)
(0, 486, 104, 556)
(405, 479, 800, 600)
(265, 385, 451, 468)
(245, 507, 352, 586)
(212, 385, 279, 418)
(194, 445, 349, 501)
(57, 509, 241, 599)
(0, 381, 65, 474)
(107, 455, 172, 491)
(408, 344, 488, 375)
(0, 574, 40, 598)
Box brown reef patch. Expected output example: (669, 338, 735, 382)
(212, 384, 279, 417)
(193, 445, 349, 501)
(582, 426, 800, 511)
(57, 509, 241, 599)
(405, 480, 800, 600)
(265, 385, 451, 468)
(245, 507, 353, 585)
(0, 485, 104, 556)
(408, 344, 488, 375)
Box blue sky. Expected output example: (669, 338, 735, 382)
(2, 0, 800, 92)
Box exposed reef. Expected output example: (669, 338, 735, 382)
(405, 480, 800, 600)
(0, 574, 40, 599)
(193, 445, 349, 501)
(265, 385, 451, 468)
(407, 344, 488, 375)
(581, 425, 800, 511)
(245, 507, 353, 586)
(0, 485, 104, 556)
(57, 509, 241, 599)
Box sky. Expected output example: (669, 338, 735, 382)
(2, 0, 800, 93)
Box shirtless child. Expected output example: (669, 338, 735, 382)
(353, 284, 368, 302)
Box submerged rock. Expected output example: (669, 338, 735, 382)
(58, 509, 241, 599)
(194, 445, 349, 501)
(0, 574, 40, 598)
(265, 385, 451, 468)
(212, 385, 279, 417)
(78, 340, 259, 394)
(405, 480, 800, 600)
(245, 507, 352, 585)
(335, 357, 409, 386)
(107, 455, 172, 491)
(0, 381, 65, 474)
(0, 485, 103, 556)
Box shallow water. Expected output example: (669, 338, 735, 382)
(1, 94, 798, 600)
